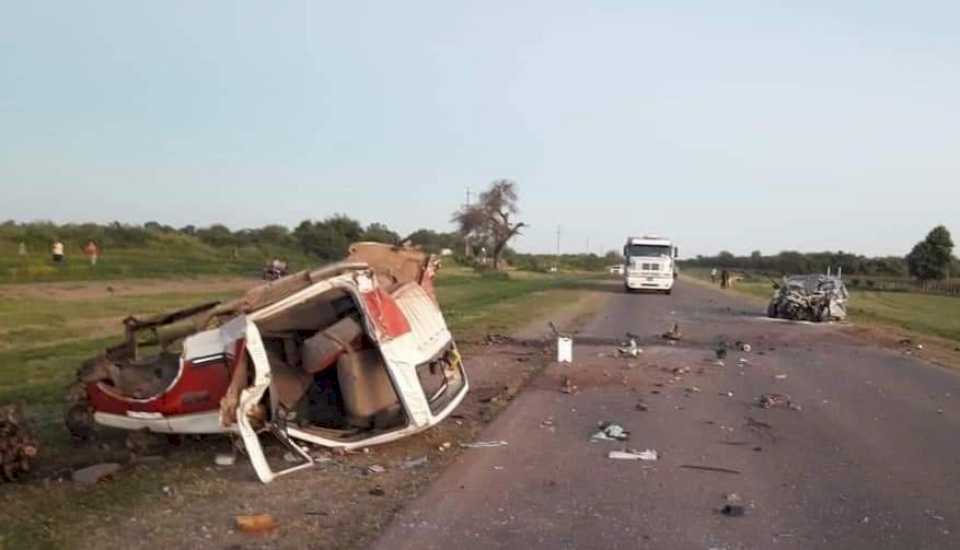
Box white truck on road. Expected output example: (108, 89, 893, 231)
(623, 235, 679, 294)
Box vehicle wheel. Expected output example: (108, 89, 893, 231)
(665, 289, 673, 295)
(767, 302, 778, 318)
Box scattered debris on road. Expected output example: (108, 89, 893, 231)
(767, 273, 849, 322)
(661, 323, 681, 341)
(235, 513, 279, 534)
(560, 376, 579, 395)
(591, 422, 630, 442)
(367, 464, 386, 474)
(0, 403, 38, 481)
(402, 456, 429, 469)
(635, 401, 649, 412)
(617, 336, 642, 357)
(721, 504, 746, 517)
(774, 373, 788, 380)
(758, 393, 799, 410)
(608, 449, 658, 461)
(736, 341, 752, 352)
(679, 464, 742, 475)
(459, 440, 509, 449)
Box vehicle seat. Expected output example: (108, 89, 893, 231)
(336, 349, 402, 429)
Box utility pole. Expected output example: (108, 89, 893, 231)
(554, 225, 562, 271)
(462, 187, 472, 257)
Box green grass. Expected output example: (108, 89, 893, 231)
(0, 267, 606, 549)
(0, 233, 311, 284)
(683, 268, 960, 342)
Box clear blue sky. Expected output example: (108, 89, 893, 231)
(2, 1, 957, 257)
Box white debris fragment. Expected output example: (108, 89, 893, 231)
(775, 374, 788, 380)
(367, 464, 386, 474)
(214, 453, 236, 467)
(459, 440, 509, 448)
(591, 422, 629, 442)
(608, 449, 659, 461)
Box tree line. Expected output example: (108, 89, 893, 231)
(682, 225, 957, 285)
(0, 217, 465, 260)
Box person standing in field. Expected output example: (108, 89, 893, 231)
(710, 267, 718, 284)
(18, 242, 27, 256)
(83, 240, 100, 266)
(51, 240, 65, 263)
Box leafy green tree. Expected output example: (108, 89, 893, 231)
(906, 225, 954, 286)
(362, 222, 400, 244)
(293, 214, 364, 259)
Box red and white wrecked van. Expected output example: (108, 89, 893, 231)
(67, 243, 468, 482)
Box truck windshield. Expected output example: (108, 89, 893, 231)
(626, 244, 671, 258)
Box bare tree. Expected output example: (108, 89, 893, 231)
(452, 180, 526, 270)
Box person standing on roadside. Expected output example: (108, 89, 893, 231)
(52, 240, 65, 263)
(18, 242, 27, 256)
(83, 240, 100, 266)
(710, 267, 718, 284)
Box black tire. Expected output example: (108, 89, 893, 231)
(665, 289, 673, 295)
(767, 302, 778, 318)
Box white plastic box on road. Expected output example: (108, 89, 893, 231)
(557, 337, 573, 363)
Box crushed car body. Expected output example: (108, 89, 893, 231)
(767, 273, 849, 322)
(67, 243, 468, 482)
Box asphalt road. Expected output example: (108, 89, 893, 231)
(371, 279, 960, 550)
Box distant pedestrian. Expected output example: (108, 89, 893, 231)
(51, 240, 65, 263)
(18, 242, 27, 256)
(83, 240, 100, 266)
(721, 269, 730, 289)
(710, 267, 718, 284)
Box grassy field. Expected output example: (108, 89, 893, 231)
(683, 267, 960, 343)
(0, 233, 312, 284)
(0, 267, 607, 549)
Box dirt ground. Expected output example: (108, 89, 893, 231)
(0, 276, 258, 302)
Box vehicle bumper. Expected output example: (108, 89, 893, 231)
(625, 276, 674, 290)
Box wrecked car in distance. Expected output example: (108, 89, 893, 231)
(66, 243, 468, 482)
(767, 273, 849, 322)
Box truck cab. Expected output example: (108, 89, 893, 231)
(623, 235, 679, 294)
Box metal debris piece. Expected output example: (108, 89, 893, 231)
(758, 393, 793, 409)
(367, 464, 386, 474)
(459, 440, 509, 449)
(661, 323, 681, 341)
(402, 456, 429, 469)
(560, 376, 579, 395)
(721, 504, 746, 517)
(591, 422, 630, 442)
(617, 338, 642, 357)
(679, 464, 742, 475)
(774, 374, 788, 380)
(608, 449, 658, 461)
(768, 274, 849, 322)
